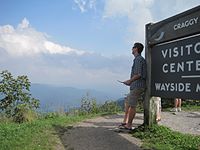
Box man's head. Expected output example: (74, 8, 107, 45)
(132, 42, 144, 55)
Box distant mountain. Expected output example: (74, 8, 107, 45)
(30, 83, 119, 111)
(116, 97, 125, 110)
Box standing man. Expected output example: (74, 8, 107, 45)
(120, 42, 147, 130)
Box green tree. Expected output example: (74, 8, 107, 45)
(0, 70, 40, 123)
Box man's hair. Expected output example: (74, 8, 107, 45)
(133, 42, 144, 54)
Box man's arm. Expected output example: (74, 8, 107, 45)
(123, 74, 141, 86)
(123, 57, 143, 86)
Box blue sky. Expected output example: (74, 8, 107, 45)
(0, 0, 200, 96)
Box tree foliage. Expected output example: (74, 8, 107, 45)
(0, 70, 40, 123)
(79, 92, 121, 115)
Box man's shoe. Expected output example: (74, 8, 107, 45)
(118, 123, 126, 127)
(177, 107, 181, 112)
(170, 108, 177, 112)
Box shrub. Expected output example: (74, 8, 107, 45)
(0, 70, 40, 123)
(100, 100, 121, 113)
(79, 93, 121, 115)
(80, 93, 100, 115)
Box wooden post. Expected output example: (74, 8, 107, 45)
(144, 23, 157, 127)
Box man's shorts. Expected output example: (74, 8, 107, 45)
(126, 88, 145, 107)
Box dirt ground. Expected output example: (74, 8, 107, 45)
(55, 111, 200, 150)
(159, 111, 200, 135)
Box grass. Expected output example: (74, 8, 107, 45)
(132, 125, 200, 150)
(181, 105, 200, 111)
(0, 114, 99, 150)
(0, 102, 199, 150)
(1, 114, 200, 150)
(0, 98, 121, 150)
(163, 105, 200, 112)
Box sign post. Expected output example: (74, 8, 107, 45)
(144, 5, 200, 126)
(144, 23, 157, 126)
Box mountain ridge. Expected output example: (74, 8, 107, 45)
(30, 83, 121, 111)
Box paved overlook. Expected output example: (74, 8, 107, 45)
(55, 111, 200, 150)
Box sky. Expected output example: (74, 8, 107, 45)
(0, 0, 200, 97)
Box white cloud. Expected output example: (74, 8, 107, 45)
(103, 0, 154, 44)
(18, 18, 30, 29)
(88, 0, 96, 10)
(0, 18, 131, 94)
(0, 46, 130, 94)
(74, 0, 86, 12)
(102, 0, 200, 46)
(153, 0, 200, 21)
(103, 0, 154, 22)
(0, 25, 15, 33)
(73, 0, 96, 12)
(44, 41, 85, 55)
(103, 0, 134, 18)
(0, 18, 85, 56)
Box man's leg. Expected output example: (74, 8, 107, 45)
(178, 98, 182, 107)
(126, 106, 136, 128)
(123, 101, 129, 124)
(177, 98, 182, 111)
(125, 88, 144, 129)
(175, 98, 178, 108)
(171, 98, 178, 112)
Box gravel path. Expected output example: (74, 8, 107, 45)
(56, 111, 200, 150)
(159, 111, 200, 135)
